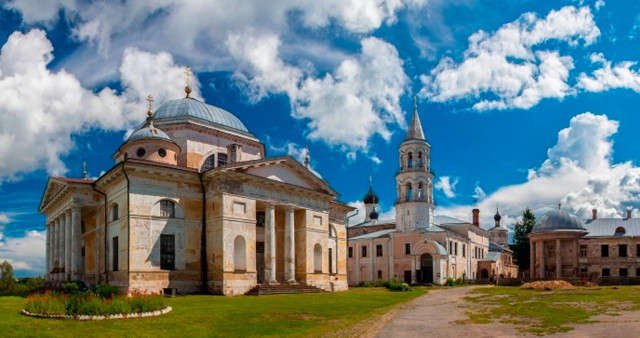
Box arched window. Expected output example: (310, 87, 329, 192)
(234, 236, 246, 271)
(408, 152, 413, 168)
(218, 153, 228, 166)
(202, 154, 216, 172)
(417, 152, 423, 167)
(418, 182, 424, 199)
(110, 203, 119, 221)
(406, 183, 413, 201)
(160, 200, 175, 218)
(615, 227, 626, 236)
(314, 244, 322, 273)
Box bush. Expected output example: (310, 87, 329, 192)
(385, 278, 412, 291)
(96, 284, 121, 299)
(63, 282, 80, 294)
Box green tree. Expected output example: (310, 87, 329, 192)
(0, 260, 18, 294)
(512, 208, 536, 274)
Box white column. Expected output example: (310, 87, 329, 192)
(265, 204, 277, 284)
(57, 216, 64, 282)
(284, 208, 296, 283)
(72, 208, 82, 281)
(95, 211, 101, 282)
(65, 210, 72, 281)
(45, 222, 51, 281)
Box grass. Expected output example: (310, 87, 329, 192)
(0, 287, 425, 337)
(462, 285, 640, 335)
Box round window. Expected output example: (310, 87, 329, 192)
(137, 147, 146, 157)
(158, 148, 167, 157)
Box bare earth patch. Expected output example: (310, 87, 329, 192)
(521, 280, 574, 290)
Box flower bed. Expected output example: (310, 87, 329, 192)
(22, 288, 170, 320)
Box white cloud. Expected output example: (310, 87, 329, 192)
(0, 213, 9, 224)
(435, 176, 458, 198)
(420, 6, 599, 110)
(577, 53, 640, 92)
(0, 230, 45, 275)
(0, 30, 197, 183)
(267, 138, 309, 166)
(438, 112, 640, 228)
(595, 0, 605, 11)
(231, 35, 409, 157)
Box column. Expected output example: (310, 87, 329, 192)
(530, 240, 535, 278)
(555, 238, 562, 279)
(45, 222, 51, 281)
(284, 208, 296, 283)
(264, 204, 277, 284)
(72, 208, 82, 281)
(95, 211, 101, 282)
(574, 240, 579, 277)
(65, 210, 72, 281)
(539, 241, 545, 279)
(57, 216, 64, 282)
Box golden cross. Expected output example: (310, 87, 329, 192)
(185, 66, 192, 88)
(147, 94, 154, 111)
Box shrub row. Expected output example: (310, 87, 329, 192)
(357, 278, 412, 291)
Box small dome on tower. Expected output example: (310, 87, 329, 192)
(494, 209, 502, 222)
(369, 207, 379, 220)
(364, 187, 379, 204)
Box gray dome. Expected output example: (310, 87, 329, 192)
(153, 97, 248, 133)
(532, 209, 586, 233)
(128, 125, 172, 143)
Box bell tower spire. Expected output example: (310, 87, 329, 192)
(405, 96, 425, 141)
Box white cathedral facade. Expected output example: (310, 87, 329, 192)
(39, 81, 353, 296)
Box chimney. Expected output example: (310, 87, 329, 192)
(226, 144, 242, 164)
(592, 208, 597, 220)
(627, 208, 632, 219)
(472, 208, 480, 227)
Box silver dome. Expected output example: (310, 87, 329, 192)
(531, 209, 586, 233)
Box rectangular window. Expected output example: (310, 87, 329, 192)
(376, 244, 383, 257)
(602, 268, 610, 277)
(637, 244, 640, 257)
(112, 236, 119, 272)
(462, 244, 466, 258)
(620, 268, 628, 277)
(233, 202, 246, 214)
(217, 153, 228, 166)
(580, 245, 587, 257)
(377, 270, 383, 280)
(580, 268, 587, 278)
(620, 244, 628, 257)
(547, 245, 555, 259)
(405, 243, 411, 255)
(449, 242, 453, 255)
(601, 244, 609, 257)
(160, 234, 175, 270)
(362, 246, 367, 258)
(160, 200, 175, 218)
(637, 268, 640, 277)
(314, 216, 323, 225)
(455, 242, 458, 256)
(348, 246, 353, 258)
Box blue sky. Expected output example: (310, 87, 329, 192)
(2, 0, 640, 276)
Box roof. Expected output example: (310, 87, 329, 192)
(532, 209, 586, 233)
(434, 215, 468, 225)
(481, 252, 502, 262)
(51, 177, 95, 184)
(404, 106, 425, 142)
(350, 219, 395, 227)
(489, 241, 512, 253)
(128, 124, 173, 143)
(583, 218, 640, 237)
(153, 97, 249, 133)
(350, 229, 397, 240)
(363, 186, 379, 204)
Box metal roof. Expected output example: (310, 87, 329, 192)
(350, 229, 397, 240)
(350, 219, 395, 227)
(434, 215, 467, 225)
(128, 125, 173, 142)
(583, 218, 640, 237)
(154, 98, 249, 133)
(481, 252, 502, 262)
(532, 209, 586, 233)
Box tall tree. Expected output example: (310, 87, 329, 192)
(512, 208, 536, 274)
(0, 260, 17, 294)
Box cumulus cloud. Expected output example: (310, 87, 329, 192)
(438, 112, 640, 228)
(0, 230, 45, 275)
(267, 138, 310, 166)
(0, 30, 197, 183)
(420, 6, 599, 110)
(435, 176, 458, 198)
(231, 34, 409, 156)
(577, 53, 640, 92)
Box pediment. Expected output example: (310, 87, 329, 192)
(220, 156, 337, 196)
(39, 179, 67, 212)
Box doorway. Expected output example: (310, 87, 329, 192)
(404, 270, 412, 284)
(419, 253, 433, 284)
(256, 242, 265, 283)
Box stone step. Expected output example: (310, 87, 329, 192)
(245, 284, 325, 296)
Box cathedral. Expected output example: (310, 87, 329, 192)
(347, 100, 517, 285)
(39, 73, 353, 295)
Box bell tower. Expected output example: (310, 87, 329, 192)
(395, 97, 435, 232)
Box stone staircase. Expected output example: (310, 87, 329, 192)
(245, 283, 325, 296)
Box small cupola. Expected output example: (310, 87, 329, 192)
(494, 207, 502, 227)
(115, 94, 181, 165)
(364, 176, 380, 222)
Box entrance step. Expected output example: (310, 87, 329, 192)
(245, 284, 325, 296)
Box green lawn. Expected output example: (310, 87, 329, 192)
(0, 287, 425, 337)
(463, 286, 640, 335)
